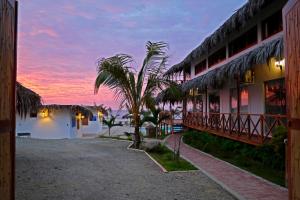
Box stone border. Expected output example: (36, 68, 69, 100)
(180, 137, 288, 191)
(126, 142, 167, 173)
(126, 141, 199, 174)
(167, 144, 244, 200)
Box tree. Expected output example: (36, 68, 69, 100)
(94, 41, 173, 148)
(141, 107, 170, 139)
(103, 114, 123, 136)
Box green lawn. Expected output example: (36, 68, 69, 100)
(148, 145, 197, 171)
(183, 130, 286, 186)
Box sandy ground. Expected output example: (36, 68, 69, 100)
(99, 125, 134, 137)
(16, 138, 235, 200)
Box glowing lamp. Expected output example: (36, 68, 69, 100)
(275, 59, 285, 70)
(98, 112, 103, 118)
(81, 115, 85, 119)
(243, 70, 255, 84)
(41, 109, 48, 118)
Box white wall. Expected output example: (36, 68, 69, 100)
(16, 108, 73, 139)
(217, 60, 285, 115)
(76, 110, 103, 137)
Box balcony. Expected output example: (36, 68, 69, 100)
(183, 112, 287, 145)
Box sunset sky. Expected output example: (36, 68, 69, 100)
(17, 0, 246, 109)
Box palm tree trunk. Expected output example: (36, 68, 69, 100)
(134, 124, 141, 148)
(133, 114, 141, 148)
(108, 127, 111, 136)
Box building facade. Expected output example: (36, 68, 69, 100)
(16, 105, 103, 139)
(161, 0, 288, 145)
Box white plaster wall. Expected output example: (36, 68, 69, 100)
(76, 111, 103, 137)
(216, 61, 285, 115)
(16, 108, 73, 139)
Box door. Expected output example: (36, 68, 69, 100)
(0, 0, 18, 200)
(283, 0, 300, 199)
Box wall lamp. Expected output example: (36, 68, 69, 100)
(275, 59, 285, 71)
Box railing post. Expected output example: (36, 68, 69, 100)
(229, 113, 232, 134)
(247, 115, 251, 138)
(222, 114, 225, 133)
(260, 115, 264, 143)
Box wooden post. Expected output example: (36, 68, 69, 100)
(182, 72, 187, 123)
(0, 1, 18, 200)
(283, 1, 300, 199)
(205, 87, 208, 127)
(236, 73, 241, 134)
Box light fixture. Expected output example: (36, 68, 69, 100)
(81, 115, 85, 119)
(41, 109, 48, 118)
(275, 59, 285, 71)
(244, 69, 255, 84)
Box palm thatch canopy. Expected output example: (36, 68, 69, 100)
(42, 104, 93, 118)
(182, 37, 283, 92)
(165, 0, 287, 76)
(16, 82, 42, 117)
(156, 85, 185, 104)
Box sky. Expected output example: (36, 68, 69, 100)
(17, 0, 246, 109)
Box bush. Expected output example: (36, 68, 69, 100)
(183, 126, 287, 171)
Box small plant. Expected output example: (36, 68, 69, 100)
(103, 114, 123, 136)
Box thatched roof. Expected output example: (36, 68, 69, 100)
(181, 37, 283, 92)
(156, 85, 185, 104)
(165, 0, 287, 76)
(16, 82, 42, 117)
(42, 104, 93, 117)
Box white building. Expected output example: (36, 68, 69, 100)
(16, 105, 103, 139)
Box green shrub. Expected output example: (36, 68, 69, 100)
(182, 127, 287, 186)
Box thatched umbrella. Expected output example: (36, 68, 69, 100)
(16, 82, 42, 118)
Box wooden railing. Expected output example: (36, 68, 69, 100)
(183, 112, 287, 145)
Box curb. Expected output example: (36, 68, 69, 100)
(165, 141, 243, 200)
(126, 142, 168, 173)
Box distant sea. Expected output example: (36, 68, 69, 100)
(110, 110, 129, 119)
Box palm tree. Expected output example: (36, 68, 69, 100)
(103, 114, 122, 136)
(141, 107, 170, 138)
(94, 41, 172, 148)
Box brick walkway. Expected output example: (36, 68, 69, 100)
(165, 134, 288, 200)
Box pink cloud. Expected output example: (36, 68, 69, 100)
(30, 28, 59, 38)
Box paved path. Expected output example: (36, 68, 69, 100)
(16, 138, 235, 200)
(165, 134, 288, 200)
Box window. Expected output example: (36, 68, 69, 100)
(265, 78, 286, 115)
(209, 93, 220, 113)
(71, 117, 76, 127)
(82, 118, 89, 126)
(195, 60, 206, 75)
(196, 96, 203, 112)
(208, 47, 226, 68)
(89, 115, 97, 121)
(30, 112, 37, 118)
(230, 87, 249, 113)
(262, 11, 283, 40)
(229, 26, 257, 57)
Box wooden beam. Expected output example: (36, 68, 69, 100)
(283, 0, 300, 199)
